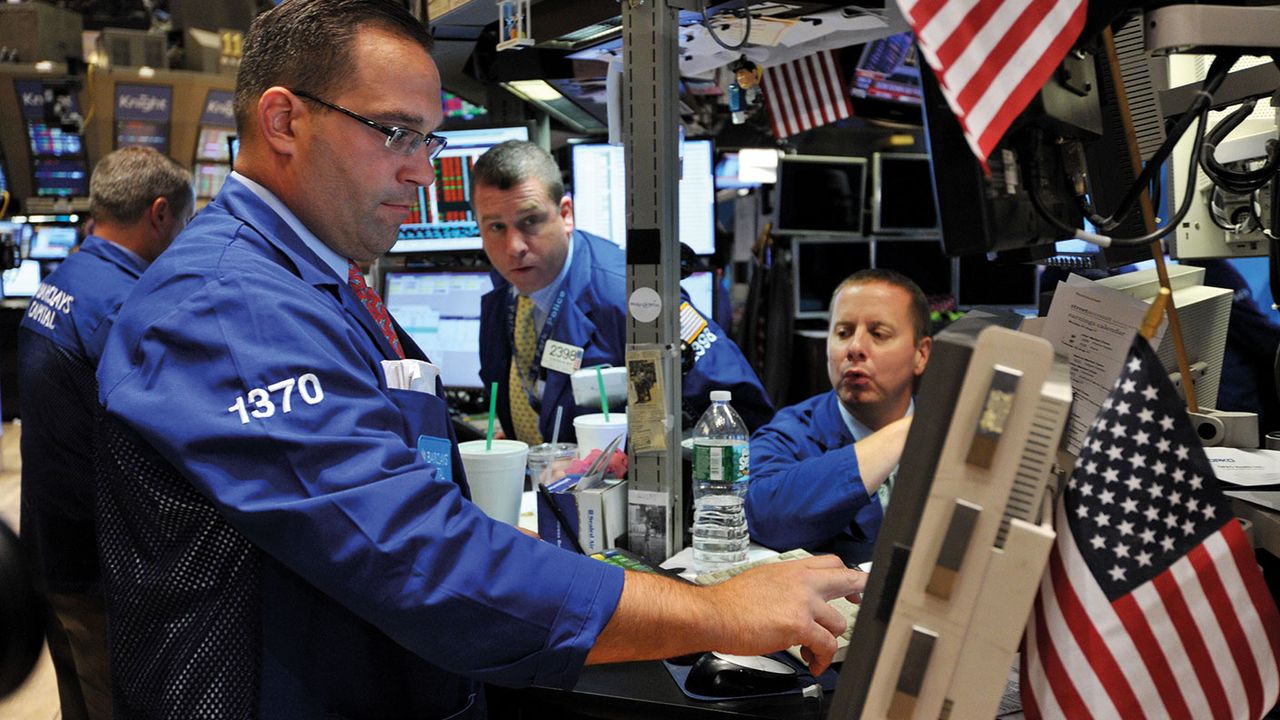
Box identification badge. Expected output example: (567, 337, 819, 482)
(417, 434, 453, 485)
(541, 340, 584, 375)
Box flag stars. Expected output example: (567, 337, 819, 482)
(1175, 445, 1190, 462)
(1128, 357, 1143, 373)
(1109, 565, 1127, 582)
(1111, 421, 1128, 438)
(1172, 468, 1185, 483)
(1099, 489, 1116, 506)
(1189, 474, 1204, 490)
(1121, 497, 1139, 515)
(1137, 408, 1154, 425)
(1136, 550, 1153, 567)
(1127, 476, 1144, 493)
(1169, 490, 1183, 506)
(1187, 498, 1201, 514)
(1116, 400, 1132, 416)
(1117, 519, 1134, 536)
(1182, 519, 1197, 536)
(1202, 505, 1216, 520)
(1163, 513, 1179, 529)
(1144, 506, 1160, 523)
(1152, 460, 1167, 477)
(1090, 438, 1103, 454)
(1096, 512, 1111, 527)
(1107, 446, 1124, 462)
(1076, 504, 1091, 519)
(1160, 535, 1176, 553)
(1115, 542, 1131, 558)
(1160, 415, 1175, 431)
(1156, 438, 1171, 453)
(1079, 482, 1095, 497)
(1148, 484, 1165, 499)
(1121, 378, 1137, 394)
(1091, 535, 1107, 550)
(1143, 385, 1159, 401)
(1134, 430, 1150, 447)
(1128, 453, 1147, 470)
(1140, 528, 1156, 545)
(1084, 460, 1098, 476)
(1103, 468, 1120, 484)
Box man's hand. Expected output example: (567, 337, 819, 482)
(587, 554, 866, 676)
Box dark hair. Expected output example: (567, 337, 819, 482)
(233, 0, 434, 136)
(89, 147, 193, 225)
(830, 268, 931, 341)
(469, 140, 564, 205)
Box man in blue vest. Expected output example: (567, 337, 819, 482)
(18, 146, 193, 720)
(472, 140, 773, 445)
(91, 2, 863, 716)
(746, 268, 932, 565)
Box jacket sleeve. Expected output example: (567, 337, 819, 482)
(98, 261, 624, 689)
(744, 413, 872, 551)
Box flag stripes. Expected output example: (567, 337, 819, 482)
(760, 50, 852, 139)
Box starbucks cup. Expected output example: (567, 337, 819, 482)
(573, 413, 628, 459)
(458, 440, 529, 525)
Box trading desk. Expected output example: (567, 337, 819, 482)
(487, 661, 829, 720)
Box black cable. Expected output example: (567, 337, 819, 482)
(700, 0, 751, 52)
(1105, 105, 1211, 247)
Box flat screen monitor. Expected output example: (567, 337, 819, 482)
(32, 159, 88, 198)
(872, 152, 939, 234)
(194, 162, 231, 199)
(114, 119, 169, 153)
(26, 122, 83, 157)
(390, 125, 532, 253)
(850, 32, 923, 106)
(956, 254, 1040, 308)
(681, 271, 714, 318)
(196, 126, 236, 162)
(27, 224, 77, 260)
(2, 258, 40, 298)
(873, 238, 953, 298)
(570, 139, 716, 255)
(774, 155, 866, 237)
(442, 90, 486, 121)
(792, 238, 871, 320)
(381, 269, 494, 389)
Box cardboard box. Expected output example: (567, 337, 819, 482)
(538, 477, 627, 554)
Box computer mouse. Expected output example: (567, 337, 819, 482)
(684, 652, 799, 697)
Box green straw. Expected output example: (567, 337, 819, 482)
(596, 367, 609, 422)
(486, 381, 498, 451)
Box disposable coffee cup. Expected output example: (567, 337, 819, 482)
(458, 440, 529, 525)
(527, 442, 577, 488)
(573, 413, 628, 459)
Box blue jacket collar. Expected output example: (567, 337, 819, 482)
(78, 235, 149, 279)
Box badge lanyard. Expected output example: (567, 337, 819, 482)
(506, 289, 567, 404)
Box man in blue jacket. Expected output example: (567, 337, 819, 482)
(472, 140, 773, 445)
(93, 2, 864, 717)
(18, 146, 193, 720)
(746, 268, 931, 565)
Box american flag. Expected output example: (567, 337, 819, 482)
(760, 50, 852, 139)
(895, 0, 1087, 163)
(1022, 335, 1280, 719)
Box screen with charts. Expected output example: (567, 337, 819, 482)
(196, 126, 236, 162)
(26, 121, 83, 157)
(381, 270, 494, 389)
(114, 119, 169, 153)
(195, 162, 231, 199)
(2, 259, 41, 298)
(27, 224, 77, 259)
(390, 126, 532, 253)
(570, 140, 716, 255)
(33, 159, 89, 198)
(851, 32, 922, 105)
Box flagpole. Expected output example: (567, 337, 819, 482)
(1101, 27, 1200, 412)
(1139, 287, 1171, 342)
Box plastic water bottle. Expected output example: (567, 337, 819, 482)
(691, 390, 750, 573)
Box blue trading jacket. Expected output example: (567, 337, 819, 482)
(478, 230, 773, 443)
(19, 236, 147, 594)
(96, 178, 624, 719)
(744, 390, 882, 565)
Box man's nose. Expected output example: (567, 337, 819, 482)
(400, 155, 436, 189)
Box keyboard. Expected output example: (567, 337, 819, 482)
(692, 549, 859, 664)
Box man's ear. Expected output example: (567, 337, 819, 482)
(148, 196, 170, 232)
(914, 336, 932, 376)
(560, 194, 575, 236)
(257, 87, 305, 156)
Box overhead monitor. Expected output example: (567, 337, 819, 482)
(774, 155, 866, 237)
(872, 152, 939, 234)
(381, 269, 494, 389)
(16, 79, 89, 199)
(956, 254, 1040, 309)
(27, 224, 77, 260)
(847, 31, 924, 125)
(792, 238, 871, 320)
(194, 162, 231, 199)
(33, 159, 89, 198)
(570, 139, 716, 255)
(196, 126, 236, 162)
(873, 238, 953, 298)
(2, 259, 41, 298)
(390, 125, 532, 254)
(441, 90, 487, 121)
(26, 122, 83, 157)
(114, 119, 169, 153)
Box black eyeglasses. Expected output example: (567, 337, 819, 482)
(292, 89, 448, 161)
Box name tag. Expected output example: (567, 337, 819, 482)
(417, 434, 453, 485)
(541, 340, 584, 375)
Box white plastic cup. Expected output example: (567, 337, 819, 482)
(573, 413, 628, 459)
(458, 439, 529, 525)
(527, 442, 577, 488)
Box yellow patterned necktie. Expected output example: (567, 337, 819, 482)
(508, 295, 544, 444)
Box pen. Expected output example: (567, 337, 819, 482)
(537, 483, 586, 555)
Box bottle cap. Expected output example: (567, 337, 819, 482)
(710, 390, 732, 403)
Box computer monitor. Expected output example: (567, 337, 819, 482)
(830, 312, 1070, 719)
(792, 238, 871, 320)
(32, 159, 89, 198)
(114, 119, 169, 153)
(847, 31, 924, 125)
(872, 153, 939, 234)
(680, 270, 714, 318)
(381, 269, 494, 389)
(2, 259, 41, 298)
(1094, 264, 1232, 408)
(956, 254, 1040, 309)
(774, 155, 867, 237)
(196, 126, 236, 162)
(570, 139, 716, 255)
(441, 90, 487, 121)
(873, 238, 954, 298)
(194, 163, 231, 199)
(389, 125, 532, 254)
(26, 121, 83, 157)
(26, 224, 77, 260)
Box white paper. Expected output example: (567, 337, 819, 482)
(1040, 276, 1166, 455)
(1204, 447, 1280, 487)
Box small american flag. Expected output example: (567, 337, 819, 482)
(895, 0, 1087, 163)
(760, 50, 852, 139)
(1022, 335, 1280, 719)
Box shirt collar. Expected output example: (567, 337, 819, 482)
(230, 171, 349, 281)
(95, 236, 148, 270)
(517, 231, 575, 313)
(837, 397, 914, 442)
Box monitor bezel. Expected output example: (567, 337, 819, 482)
(871, 151, 940, 235)
(773, 155, 868, 238)
(791, 236, 872, 321)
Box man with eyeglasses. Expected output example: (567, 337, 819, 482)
(92, 1, 865, 717)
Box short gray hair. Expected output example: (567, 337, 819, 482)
(470, 140, 563, 204)
(89, 147, 193, 225)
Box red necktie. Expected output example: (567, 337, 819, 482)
(347, 260, 405, 359)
